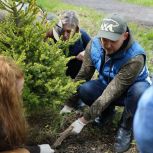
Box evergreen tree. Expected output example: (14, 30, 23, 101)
(0, 0, 79, 112)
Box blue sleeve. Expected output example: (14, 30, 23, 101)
(134, 85, 153, 153)
(80, 29, 91, 49)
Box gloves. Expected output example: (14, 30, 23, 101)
(38, 144, 55, 153)
(60, 105, 73, 114)
(71, 119, 86, 134)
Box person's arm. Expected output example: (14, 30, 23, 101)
(74, 41, 95, 82)
(134, 86, 153, 153)
(61, 41, 95, 109)
(1, 144, 55, 153)
(80, 29, 91, 48)
(83, 55, 145, 121)
(75, 29, 91, 61)
(1, 148, 30, 153)
(26, 144, 54, 153)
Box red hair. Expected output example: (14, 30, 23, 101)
(0, 56, 27, 149)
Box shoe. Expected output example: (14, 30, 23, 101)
(114, 127, 132, 153)
(114, 108, 133, 153)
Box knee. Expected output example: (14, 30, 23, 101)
(78, 80, 105, 106)
(78, 82, 99, 106)
(78, 83, 94, 105)
(128, 81, 150, 100)
(79, 83, 92, 97)
(125, 82, 150, 114)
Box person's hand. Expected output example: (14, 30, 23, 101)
(60, 105, 73, 114)
(75, 51, 85, 61)
(39, 144, 55, 153)
(53, 117, 89, 148)
(70, 118, 87, 134)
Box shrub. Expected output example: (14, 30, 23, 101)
(0, 0, 79, 112)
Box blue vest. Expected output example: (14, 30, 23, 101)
(91, 37, 149, 85)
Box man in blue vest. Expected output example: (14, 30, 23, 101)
(64, 13, 151, 152)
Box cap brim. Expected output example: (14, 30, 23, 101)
(97, 30, 121, 41)
(53, 27, 60, 41)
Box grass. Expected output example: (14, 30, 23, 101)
(37, 0, 103, 36)
(119, 0, 153, 7)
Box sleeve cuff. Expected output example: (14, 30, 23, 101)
(25, 146, 40, 153)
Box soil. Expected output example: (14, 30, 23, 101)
(55, 124, 138, 153)
(27, 108, 138, 153)
(62, 0, 153, 26)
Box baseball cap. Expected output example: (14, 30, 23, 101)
(97, 13, 127, 41)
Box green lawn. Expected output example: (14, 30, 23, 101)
(119, 0, 153, 7)
(37, 0, 153, 72)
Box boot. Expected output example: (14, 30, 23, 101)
(114, 108, 133, 153)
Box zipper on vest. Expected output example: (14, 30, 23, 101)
(108, 60, 113, 83)
(99, 50, 106, 75)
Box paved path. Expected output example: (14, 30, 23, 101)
(62, 0, 153, 26)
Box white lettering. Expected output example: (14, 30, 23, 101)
(101, 19, 119, 32)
